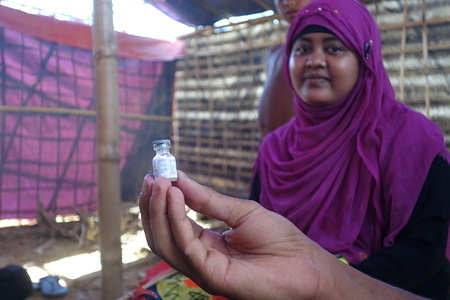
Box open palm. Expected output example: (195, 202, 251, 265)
(139, 172, 324, 300)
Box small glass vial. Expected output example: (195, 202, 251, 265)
(152, 139, 178, 181)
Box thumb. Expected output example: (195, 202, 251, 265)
(174, 171, 258, 228)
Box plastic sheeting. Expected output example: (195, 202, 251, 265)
(0, 5, 185, 61)
(0, 5, 180, 219)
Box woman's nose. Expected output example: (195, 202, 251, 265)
(306, 51, 326, 68)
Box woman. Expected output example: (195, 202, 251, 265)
(250, 0, 450, 298)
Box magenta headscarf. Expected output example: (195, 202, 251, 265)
(254, 0, 449, 263)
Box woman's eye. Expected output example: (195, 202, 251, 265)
(326, 45, 344, 54)
(294, 46, 309, 55)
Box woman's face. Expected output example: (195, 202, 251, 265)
(289, 32, 360, 107)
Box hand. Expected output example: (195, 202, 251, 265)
(139, 172, 426, 300)
(139, 171, 325, 299)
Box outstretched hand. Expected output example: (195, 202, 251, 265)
(139, 171, 325, 299)
(139, 171, 425, 300)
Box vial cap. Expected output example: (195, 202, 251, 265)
(153, 139, 171, 146)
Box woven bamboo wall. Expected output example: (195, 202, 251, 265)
(373, 0, 450, 141)
(173, 17, 286, 199)
(173, 0, 450, 199)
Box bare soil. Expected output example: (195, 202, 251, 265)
(0, 204, 157, 300)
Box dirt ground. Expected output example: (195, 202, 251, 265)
(0, 204, 155, 299)
(0, 205, 227, 300)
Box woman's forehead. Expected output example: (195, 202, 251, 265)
(297, 25, 334, 36)
(293, 32, 341, 45)
(297, 32, 338, 40)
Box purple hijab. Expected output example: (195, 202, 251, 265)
(254, 0, 449, 263)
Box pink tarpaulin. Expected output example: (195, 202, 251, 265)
(0, 5, 181, 219)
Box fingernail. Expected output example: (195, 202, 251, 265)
(141, 174, 154, 194)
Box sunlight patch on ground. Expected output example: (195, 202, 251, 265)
(6, 206, 225, 284)
(26, 230, 150, 281)
(0, 214, 80, 228)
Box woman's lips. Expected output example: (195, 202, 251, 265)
(304, 75, 329, 85)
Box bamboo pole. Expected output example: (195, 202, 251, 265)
(398, 0, 407, 102)
(92, 0, 123, 299)
(421, 0, 430, 118)
(0, 106, 172, 121)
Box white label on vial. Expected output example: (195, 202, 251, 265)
(153, 157, 177, 181)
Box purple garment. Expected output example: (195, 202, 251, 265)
(254, 0, 449, 263)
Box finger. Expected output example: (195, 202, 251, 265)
(167, 186, 226, 287)
(175, 171, 259, 228)
(148, 176, 209, 272)
(138, 174, 156, 251)
(167, 186, 208, 243)
(148, 176, 175, 257)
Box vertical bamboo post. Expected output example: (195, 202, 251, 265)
(421, 0, 430, 118)
(399, 0, 407, 102)
(92, 0, 123, 299)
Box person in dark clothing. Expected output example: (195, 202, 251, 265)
(250, 0, 450, 298)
